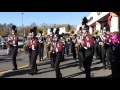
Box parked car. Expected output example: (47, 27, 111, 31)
(0, 37, 2, 48)
(0, 38, 7, 49)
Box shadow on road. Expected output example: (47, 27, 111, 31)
(92, 61, 102, 66)
(91, 66, 103, 71)
(37, 61, 51, 66)
(64, 71, 85, 78)
(0, 68, 30, 78)
(37, 61, 79, 75)
(0, 58, 22, 63)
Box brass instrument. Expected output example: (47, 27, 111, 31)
(100, 41, 104, 47)
(99, 33, 106, 48)
(23, 40, 29, 54)
(93, 30, 99, 37)
(46, 38, 51, 58)
(70, 29, 75, 35)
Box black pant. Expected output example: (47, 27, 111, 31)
(31, 50, 38, 73)
(98, 45, 102, 61)
(106, 47, 112, 68)
(51, 52, 56, 68)
(38, 43, 44, 61)
(66, 47, 69, 55)
(101, 46, 111, 69)
(12, 46, 18, 69)
(10, 45, 13, 54)
(78, 52, 84, 68)
(72, 47, 76, 59)
(83, 49, 93, 78)
(94, 43, 99, 58)
(55, 52, 62, 78)
(64, 47, 65, 54)
(62, 47, 65, 61)
(28, 48, 32, 66)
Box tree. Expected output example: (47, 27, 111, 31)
(66, 24, 71, 32)
(23, 26, 32, 36)
(30, 22, 37, 27)
(1, 32, 8, 38)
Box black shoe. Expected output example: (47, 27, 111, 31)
(28, 72, 34, 75)
(51, 66, 55, 68)
(34, 72, 38, 75)
(12, 68, 17, 70)
(103, 66, 107, 69)
(56, 73, 62, 78)
(100, 61, 102, 63)
(51, 64, 55, 68)
(107, 66, 111, 70)
(28, 72, 37, 75)
(73, 58, 76, 60)
(28, 64, 31, 67)
(59, 73, 62, 78)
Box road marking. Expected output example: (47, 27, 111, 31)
(0, 56, 47, 75)
(0, 70, 13, 75)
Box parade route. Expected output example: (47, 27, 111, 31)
(0, 49, 112, 78)
(0, 57, 47, 75)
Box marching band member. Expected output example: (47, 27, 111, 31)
(76, 27, 84, 69)
(54, 35, 64, 78)
(60, 36, 65, 62)
(105, 29, 112, 69)
(11, 25, 19, 70)
(100, 27, 111, 69)
(46, 35, 51, 58)
(28, 27, 39, 75)
(25, 29, 33, 67)
(50, 35, 57, 68)
(37, 31, 44, 61)
(80, 17, 94, 78)
(71, 35, 77, 60)
(65, 37, 70, 56)
(93, 30, 100, 59)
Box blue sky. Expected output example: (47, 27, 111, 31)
(0, 12, 90, 27)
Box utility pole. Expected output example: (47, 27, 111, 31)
(22, 12, 24, 37)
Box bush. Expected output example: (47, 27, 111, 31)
(1, 32, 8, 38)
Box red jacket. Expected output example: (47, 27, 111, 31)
(56, 41, 63, 52)
(83, 34, 94, 48)
(29, 38, 38, 49)
(106, 34, 112, 43)
(51, 42, 57, 52)
(12, 35, 19, 46)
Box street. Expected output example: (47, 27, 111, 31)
(0, 48, 112, 78)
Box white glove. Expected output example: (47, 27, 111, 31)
(56, 48, 58, 52)
(87, 42, 90, 48)
(32, 45, 35, 50)
(13, 41, 15, 45)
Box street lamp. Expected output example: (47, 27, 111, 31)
(22, 12, 24, 37)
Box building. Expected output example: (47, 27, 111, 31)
(47, 27, 68, 35)
(76, 12, 120, 34)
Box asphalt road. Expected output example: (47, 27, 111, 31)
(0, 48, 112, 78)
